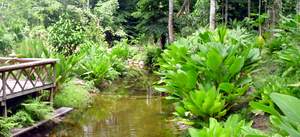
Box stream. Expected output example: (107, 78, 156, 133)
(21, 74, 178, 137)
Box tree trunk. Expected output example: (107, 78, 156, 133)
(297, 1, 300, 14)
(248, 0, 251, 17)
(225, 0, 228, 25)
(168, 0, 175, 43)
(177, 0, 190, 17)
(209, 0, 217, 30)
(273, 0, 282, 25)
(259, 0, 262, 35)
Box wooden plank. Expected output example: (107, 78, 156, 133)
(11, 107, 73, 137)
(0, 57, 58, 63)
(0, 83, 55, 102)
(0, 60, 57, 72)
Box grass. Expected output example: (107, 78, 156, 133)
(54, 80, 91, 109)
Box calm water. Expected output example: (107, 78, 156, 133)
(24, 75, 178, 137)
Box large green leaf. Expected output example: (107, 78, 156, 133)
(229, 57, 245, 76)
(270, 93, 300, 124)
(207, 49, 223, 72)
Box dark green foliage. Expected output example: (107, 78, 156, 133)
(144, 45, 161, 70)
(48, 13, 85, 55)
(132, 0, 168, 39)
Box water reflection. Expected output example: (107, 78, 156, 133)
(48, 76, 177, 137)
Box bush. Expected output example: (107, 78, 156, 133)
(55, 53, 83, 89)
(54, 80, 90, 109)
(175, 87, 226, 121)
(0, 118, 16, 137)
(14, 38, 50, 58)
(48, 13, 85, 56)
(22, 99, 54, 121)
(188, 115, 266, 137)
(251, 93, 300, 137)
(9, 111, 35, 127)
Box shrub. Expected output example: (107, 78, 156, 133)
(175, 87, 226, 121)
(144, 45, 161, 69)
(188, 115, 267, 137)
(0, 118, 16, 137)
(54, 53, 83, 89)
(251, 93, 300, 137)
(48, 13, 85, 56)
(110, 40, 130, 59)
(14, 38, 50, 58)
(22, 99, 53, 121)
(54, 80, 90, 109)
(10, 111, 35, 127)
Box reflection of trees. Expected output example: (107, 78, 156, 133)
(50, 74, 176, 137)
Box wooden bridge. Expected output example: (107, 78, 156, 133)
(0, 57, 57, 117)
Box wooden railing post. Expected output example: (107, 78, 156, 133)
(49, 63, 56, 105)
(1, 72, 7, 117)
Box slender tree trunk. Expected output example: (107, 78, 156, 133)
(168, 0, 175, 43)
(248, 0, 251, 17)
(185, 0, 190, 13)
(86, 0, 89, 9)
(177, 0, 190, 17)
(209, 0, 217, 30)
(273, 0, 282, 25)
(225, 0, 228, 25)
(259, 0, 262, 35)
(297, 0, 300, 14)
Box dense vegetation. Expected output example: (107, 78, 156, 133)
(0, 0, 300, 137)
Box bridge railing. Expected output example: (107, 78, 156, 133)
(0, 58, 57, 116)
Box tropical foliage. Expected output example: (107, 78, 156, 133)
(0, 0, 300, 137)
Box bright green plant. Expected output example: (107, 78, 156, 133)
(79, 54, 114, 85)
(144, 45, 161, 69)
(48, 13, 85, 56)
(54, 53, 83, 89)
(188, 115, 267, 137)
(54, 80, 90, 108)
(110, 40, 130, 59)
(251, 93, 300, 137)
(22, 99, 53, 121)
(175, 87, 226, 121)
(14, 38, 50, 58)
(0, 118, 16, 137)
(9, 111, 35, 127)
(0, 111, 34, 137)
(276, 46, 300, 77)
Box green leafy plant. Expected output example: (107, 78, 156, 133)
(0, 117, 16, 137)
(276, 46, 300, 77)
(110, 40, 130, 59)
(79, 54, 114, 85)
(175, 87, 226, 121)
(22, 99, 53, 121)
(54, 80, 90, 108)
(251, 93, 300, 137)
(9, 111, 35, 127)
(188, 115, 267, 137)
(14, 38, 50, 58)
(48, 13, 85, 56)
(54, 53, 83, 89)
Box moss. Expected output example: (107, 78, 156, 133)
(54, 81, 90, 109)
